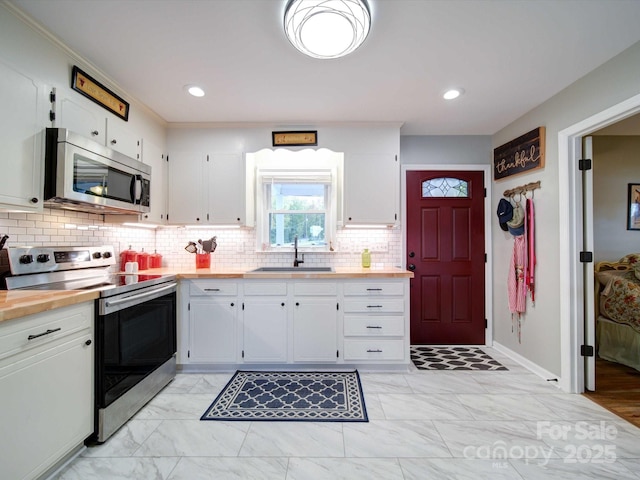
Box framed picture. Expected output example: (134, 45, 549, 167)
(272, 131, 317, 147)
(627, 183, 640, 230)
(71, 66, 130, 121)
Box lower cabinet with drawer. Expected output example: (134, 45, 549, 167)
(342, 280, 409, 364)
(0, 302, 94, 480)
(185, 280, 239, 363)
(179, 277, 410, 369)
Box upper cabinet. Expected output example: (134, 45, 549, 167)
(140, 141, 168, 225)
(168, 152, 245, 225)
(55, 89, 141, 160)
(0, 58, 47, 212)
(344, 153, 399, 225)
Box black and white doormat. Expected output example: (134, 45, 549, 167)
(411, 346, 508, 371)
(201, 371, 368, 422)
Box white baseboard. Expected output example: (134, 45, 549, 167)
(492, 341, 564, 390)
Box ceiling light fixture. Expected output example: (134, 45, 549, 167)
(185, 85, 205, 97)
(443, 88, 464, 100)
(284, 0, 371, 59)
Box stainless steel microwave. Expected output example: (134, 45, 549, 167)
(44, 128, 151, 215)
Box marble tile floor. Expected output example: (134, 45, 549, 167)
(52, 349, 640, 480)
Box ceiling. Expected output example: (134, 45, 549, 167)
(8, 0, 640, 135)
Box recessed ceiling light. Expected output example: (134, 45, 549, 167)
(186, 85, 205, 97)
(443, 88, 464, 100)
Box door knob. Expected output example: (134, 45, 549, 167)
(408, 264, 416, 271)
(408, 251, 415, 258)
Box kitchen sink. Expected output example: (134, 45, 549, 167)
(250, 267, 334, 272)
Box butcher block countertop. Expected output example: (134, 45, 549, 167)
(0, 267, 412, 323)
(0, 290, 100, 323)
(155, 266, 414, 279)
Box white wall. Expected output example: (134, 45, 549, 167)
(492, 41, 640, 376)
(400, 136, 492, 165)
(593, 136, 640, 263)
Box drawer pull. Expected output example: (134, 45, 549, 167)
(204, 288, 221, 292)
(27, 328, 61, 341)
(366, 305, 383, 308)
(366, 349, 383, 353)
(366, 326, 382, 329)
(366, 288, 383, 291)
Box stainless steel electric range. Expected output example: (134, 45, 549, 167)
(0, 245, 177, 443)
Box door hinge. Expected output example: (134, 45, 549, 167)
(581, 345, 594, 357)
(242, 302, 245, 310)
(336, 350, 339, 358)
(579, 158, 592, 171)
(206, 154, 210, 162)
(395, 213, 398, 221)
(49, 110, 56, 122)
(484, 188, 487, 198)
(580, 251, 593, 263)
(166, 155, 169, 162)
(395, 155, 398, 162)
(242, 350, 245, 358)
(187, 350, 190, 358)
(484, 253, 487, 263)
(188, 302, 190, 311)
(485, 318, 488, 328)
(49, 89, 56, 103)
(336, 302, 339, 310)
(207, 213, 210, 221)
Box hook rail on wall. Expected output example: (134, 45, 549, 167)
(503, 181, 541, 198)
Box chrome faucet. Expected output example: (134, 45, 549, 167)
(293, 235, 304, 267)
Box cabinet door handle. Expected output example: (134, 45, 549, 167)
(110, 139, 117, 145)
(366, 305, 383, 308)
(366, 288, 383, 291)
(295, 302, 300, 306)
(230, 302, 235, 307)
(91, 130, 99, 136)
(27, 327, 61, 340)
(281, 302, 285, 307)
(85, 339, 92, 346)
(366, 326, 382, 329)
(366, 349, 383, 353)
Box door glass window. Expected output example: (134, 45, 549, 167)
(422, 177, 469, 198)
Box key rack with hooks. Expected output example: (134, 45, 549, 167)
(503, 181, 541, 199)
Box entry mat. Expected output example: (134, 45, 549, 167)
(201, 371, 368, 422)
(411, 346, 509, 371)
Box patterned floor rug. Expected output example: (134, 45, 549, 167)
(411, 346, 509, 371)
(201, 371, 368, 422)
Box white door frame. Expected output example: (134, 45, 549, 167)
(559, 93, 640, 393)
(401, 164, 493, 345)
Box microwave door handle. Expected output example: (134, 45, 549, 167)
(131, 175, 143, 204)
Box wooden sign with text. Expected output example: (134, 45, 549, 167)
(493, 127, 545, 180)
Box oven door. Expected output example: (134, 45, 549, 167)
(95, 286, 176, 409)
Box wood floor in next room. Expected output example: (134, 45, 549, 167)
(583, 357, 640, 429)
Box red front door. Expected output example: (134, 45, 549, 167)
(406, 170, 485, 344)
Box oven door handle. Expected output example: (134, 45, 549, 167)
(104, 283, 176, 309)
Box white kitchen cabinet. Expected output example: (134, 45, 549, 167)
(168, 151, 245, 225)
(140, 140, 168, 224)
(0, 58, 47, 212)
(56, 88, 141, 159)
(293, 282, 339, 362)
(342, 279, 408, 363)
(0, 302, 94, 480)
(242, 282, 288, 363)
(344, 153, 399, 225)
(186, 280, 238, 363)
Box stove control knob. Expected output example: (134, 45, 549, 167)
(19, 254, 33, 264)
(93, 252, 102, 259)
(36, 254, 50, 263)
(102, 251, 112, 259)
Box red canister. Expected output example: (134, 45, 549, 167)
(137, 249, 150, 271)
(150, 251, 163, 269)
(119, 245, 138, 271)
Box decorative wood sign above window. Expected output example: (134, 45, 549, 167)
(493, 127, 545, 180)
(272, 131, 317, 147)
(71, 66, 130, 121)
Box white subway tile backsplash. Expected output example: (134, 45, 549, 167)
(0, 209, 403, 271)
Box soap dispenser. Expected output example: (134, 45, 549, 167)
(361, 248, 371, 268)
